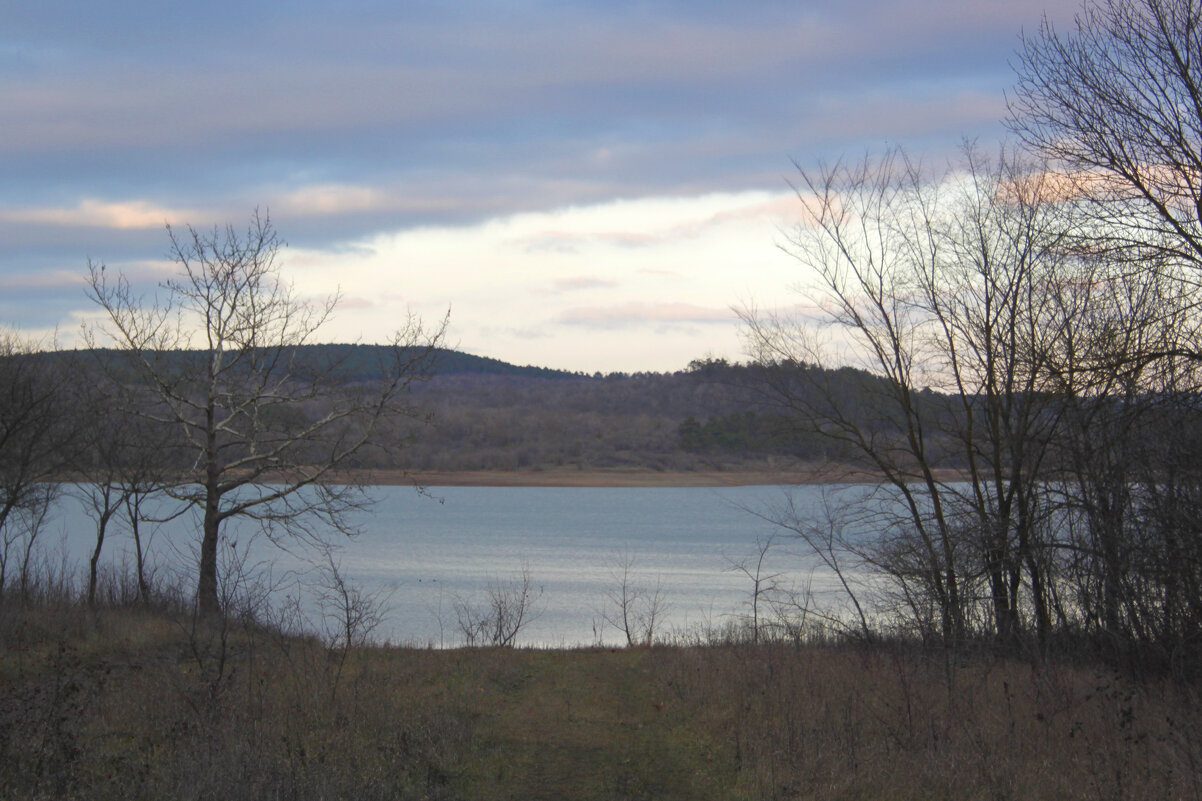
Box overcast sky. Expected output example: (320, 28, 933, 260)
(1, 0, 1080, 373)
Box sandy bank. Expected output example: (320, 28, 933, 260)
(335, 465, 898, 488)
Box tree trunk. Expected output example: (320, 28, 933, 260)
(88, 513, 109, 607)
(197, 496, 221, 617)
(988, 555, 1015, 644)
(197, 376, 222, 617)
(128, 502, 149, 603)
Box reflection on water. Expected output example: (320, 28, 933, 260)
(42, 484, 872, 647)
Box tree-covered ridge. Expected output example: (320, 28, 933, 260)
(41, 341, 966, 474)
(310, 344, 583, 381)
(51, 344, 581, 383)
(38, 337, 936, 476)
(44, 338, 1088, 477)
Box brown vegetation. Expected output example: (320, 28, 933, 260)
(391, 368, 783, 475)
(2, 587, 1199, 801)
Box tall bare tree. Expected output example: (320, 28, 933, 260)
(1010, 0, 1202, 279)
(743, 146, 1075, 645)
(87, 211, 445, 616)
(1010, 0, 1202, 662)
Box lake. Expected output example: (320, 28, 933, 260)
(40, 483, 871, 647)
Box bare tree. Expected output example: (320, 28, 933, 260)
(602, 551, 669, 646)
(86, 211, 445, 616)
(725, 534, 785, 643)
(453, 563, 543, 647)
(70, 373, 177, 606)
(311, 551, 393, 698)
(1045, 251, 1202, 651)
(742, 146, 1075, 647)
(0, 332, 73, 602)
(1010, 0, 1202, 280)
(764, 489, 877, 642)
(1010, 0, 1202, 661)
(2, 484, 58, 603)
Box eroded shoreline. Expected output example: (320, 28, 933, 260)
(337, 465, 914, 488)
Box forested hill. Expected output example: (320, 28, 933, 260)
(309, 344, 582, 381)
(53, 344, 581, 382)
(53, 344, 946, 472)
(397, 356, 947, 473)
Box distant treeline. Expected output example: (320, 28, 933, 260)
(39, 347, 958, 473)
(48, 345, 583, 383)
(397, 355, 964, 472)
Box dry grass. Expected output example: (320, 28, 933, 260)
(2, 596, 1200, 800)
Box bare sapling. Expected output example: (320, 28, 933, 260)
(454, 562, 543, 647)
(601, 551, 670, 646)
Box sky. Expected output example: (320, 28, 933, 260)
(0, 0, 1081, 373)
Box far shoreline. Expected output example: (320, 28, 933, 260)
(334, 465, 967, 488)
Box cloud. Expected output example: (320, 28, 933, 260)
(0, 199, 197, 229)
(477, 324, 554, 342)
(329, 295, 376, 310)
(552, 277, 619, 292)
(0, 0, 1088, 372)
(271, 184, 394, 218)
(0, 268, 83, 291)
(515, 229, 661, 253)
(505, 191, 796, 257)
(559, 302, 735, 329)
(0, 1, 1084, 214)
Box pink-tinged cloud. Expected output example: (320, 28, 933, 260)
(0, 199, 200, 230)
(559, 302, 735, 328)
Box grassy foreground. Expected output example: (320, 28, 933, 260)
(3, 597, 1201, 800)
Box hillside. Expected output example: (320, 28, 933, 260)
(306, 344, 584, 381)
(52, 345, 953, 475)
(375, 354, 955, 475)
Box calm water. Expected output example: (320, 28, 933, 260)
(42, 484, 869, 646)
